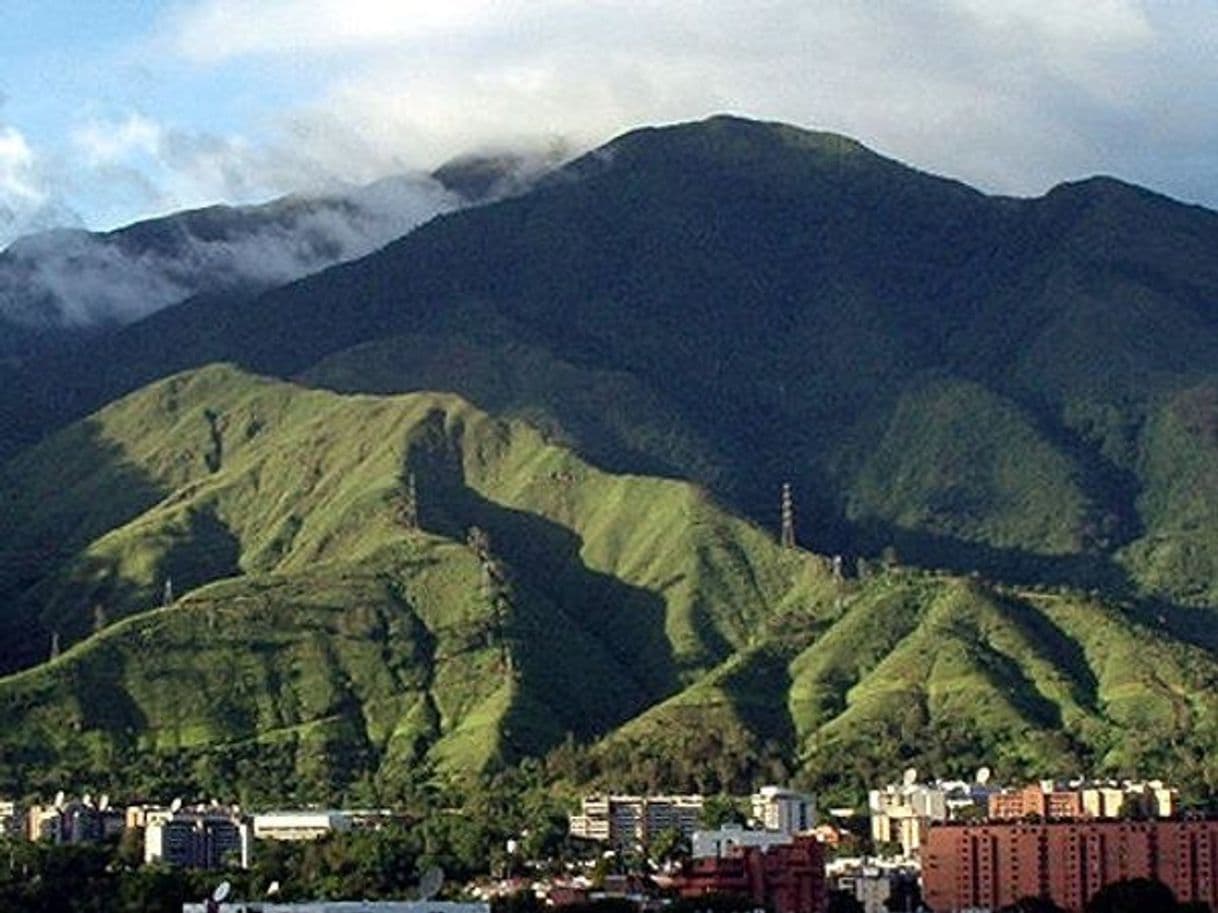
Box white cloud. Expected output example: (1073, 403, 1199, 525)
(72, 114, 163, 167)
(145, 0, 1218, 209)
(7, 0, 1218, 250)
(0, 123, 83, 247)
(166, 0, 538, 61)
(0, 126, 43, 205)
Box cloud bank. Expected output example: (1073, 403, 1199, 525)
(3, 0, 1218, 254)
(155, 0, 1218, 210)
(0, 173, 459, 331)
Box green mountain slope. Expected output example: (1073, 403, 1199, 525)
(587, 574, 1218, 802)
(0, 364, 832, 798)
(5, 115, 1218, 801)
(5, 116, 1217, 619)
(5, 364, 1218, 803)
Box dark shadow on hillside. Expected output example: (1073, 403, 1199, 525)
(716, 647, 798, 752)
(1021, 392, 1146, 552)
(848, 519, 1218, 656)
(0, 419, 168, 675)
(301, 330, 737, 498)
(993, 591, 1101, 715)
(34, 505, 241, 663)
(70, 645, 151, 736)
(974, 641, 1065, 730)
(848, 518, 1137, 597)
(1123, 597, 1218, 653)
(404, 408, 680, 746)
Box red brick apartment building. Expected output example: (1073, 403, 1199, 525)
(676, 834, 827, 913)
(924, 820, 1218, 912)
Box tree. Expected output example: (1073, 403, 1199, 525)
(998, 898, 1068, 913)
(1085, 878, 1177, 913)
(827, 889, 865, 913)
(699, 795, 744, 828)
(646, 827, 687, 866)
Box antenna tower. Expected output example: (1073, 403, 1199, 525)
(780, 482, 796, 549)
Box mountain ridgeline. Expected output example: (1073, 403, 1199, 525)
(3, 115, 1218, 801)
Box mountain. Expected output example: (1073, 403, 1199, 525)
(0, 364, 825, 799)
(5, 115, 1218, 800)
(3, 364, 1217, 805)
(8, 115, 1216, 605)
(0, 174, 462, 362)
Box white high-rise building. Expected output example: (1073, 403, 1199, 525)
(568, 795, 704, 849)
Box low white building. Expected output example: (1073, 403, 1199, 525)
(691, 823, 794, 859)
(252, 811, 355, 841)
(568, 795, 704, 849)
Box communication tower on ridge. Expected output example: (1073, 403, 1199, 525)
(780, 482, 796, 549)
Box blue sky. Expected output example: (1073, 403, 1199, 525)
(2, 1, 1218, 246)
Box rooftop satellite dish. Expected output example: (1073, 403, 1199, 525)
(902, 767, 918, 787)
(976, 766, 992, 786)
(419, 866, 444, 901)
(213, 881, 232, 903)
(54, 790, 66, 810)
(99, 794, 110, 811)
(170, 797, 183, 814)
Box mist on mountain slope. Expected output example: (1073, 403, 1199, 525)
(0, 174, 466, 334)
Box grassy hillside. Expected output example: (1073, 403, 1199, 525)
(0, 364, 835, 799)
(5, 116, 1218, 801)
(584, 572, 1218, 804)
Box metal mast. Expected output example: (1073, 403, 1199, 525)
(780, 482, 796, 549)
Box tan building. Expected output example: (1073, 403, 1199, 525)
(988, 783, 1083, 821)
(989, 780, 1177, 823)
(868, 783, 952, 857)
(26, 801, 123, 844)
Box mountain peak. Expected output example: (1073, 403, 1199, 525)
(585, 114, 874, 171)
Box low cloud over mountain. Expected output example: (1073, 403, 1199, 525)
(0, 174, 458, 337)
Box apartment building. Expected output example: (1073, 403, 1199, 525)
(752, 785, 816, 834)
(676, 835, 826, 913)
(569, 794, 704, 849)
(924, 819, 1218, 912)
(145, 809, 251, 869)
